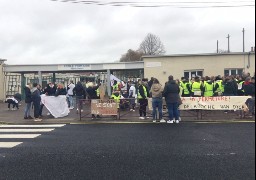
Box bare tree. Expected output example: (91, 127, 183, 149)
(139, 33, 166, 55)
(120, 49, 144, 62)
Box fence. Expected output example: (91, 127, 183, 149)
(78, 96, 252, 121)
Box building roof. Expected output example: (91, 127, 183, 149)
(141, 52, 255, 59)
(3, 61, 144, 73)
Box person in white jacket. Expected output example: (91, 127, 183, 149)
(67, 80, 75, 109)
(128, 82, 136, 111)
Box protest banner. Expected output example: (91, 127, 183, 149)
(41, 95, 70, 118)
(148, 96, 250, 111)
(91, 99, 118, 115)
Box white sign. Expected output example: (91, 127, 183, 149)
(41, 95, 70, 118)
(148, 96, 250, 111)
(58, 64, 91, 70)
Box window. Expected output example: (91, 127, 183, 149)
(184, 70, 204, 80)
(224, 69, 243, 76)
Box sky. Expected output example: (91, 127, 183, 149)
(0, 0, 255, 65)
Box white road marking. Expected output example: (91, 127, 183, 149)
(0, 134, 41, 138)
(0, 124, 66, 128)
(0, 129, 54, 132)
(0, 142, 23, 148)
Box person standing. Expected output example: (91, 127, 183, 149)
(67, 80, 75, 109)
(243, 77, 255, 117)
(31, 83, 42, 121)
(163, 75, 180, 124)
(191, 76, 203, 97)
(138, 79, 149, 120)
(24, 83, 33, 119)
(128, 82, 136, 112)
(203, 77, 214, 97)
(55, 83, 67, 96)
(86, 82, 100, 119)
(73, 81, 86, 113)
(150, 78, 164, 122)
(223, 76, 237, 96)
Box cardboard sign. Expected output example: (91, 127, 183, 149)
(91, 99, 118, 115)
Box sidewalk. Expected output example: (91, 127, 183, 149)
(0, 102, 254, 124)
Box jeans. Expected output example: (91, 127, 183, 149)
(152, 97, 163, 120)
(167, 102, 179, 120)
(68, 95, 74, 107)
(24, 102, 31, 117)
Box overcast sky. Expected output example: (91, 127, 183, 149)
(0, 0, 255, 65)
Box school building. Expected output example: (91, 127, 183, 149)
(142, 52, 255, 85)
(0, 52, 255, 102)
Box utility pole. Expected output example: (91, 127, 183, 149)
(226, 34, 230, 53)
(217, 40, 219, 53)
(242, 28, 245, 52)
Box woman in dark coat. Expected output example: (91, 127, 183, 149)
(24, 84, 33, 119)
(31, 83, 42, 121)
(163, 75, 180, 124)
(73, 81, 85, 113)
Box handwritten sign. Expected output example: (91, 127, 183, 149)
(148, 96, 250, 111)
(91, 99, 118, 115)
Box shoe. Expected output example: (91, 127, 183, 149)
(160, 119, 166, 123)
(81, 109, 84, 112)
(34, 118, 42, 122)
(28, 116, 34, 119)
(24, 117, 28, 119)
(153, 120, 157, 123)
(133, 110, 135, 112)
(146, 117, 150, 119)
(47, 112, 51, 116)
(167, 120, 174, 124)
(139, 117, 145, 120)
(130, 109, 133, 111)
(175, 120, 179, 123)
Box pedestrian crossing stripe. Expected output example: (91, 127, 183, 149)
(0, 124, 66, 128)
(0, 134, 41, 138)
(0, 129, 54, 132)
(0, 142, 23, 148)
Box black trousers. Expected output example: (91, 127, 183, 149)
(33, 102, 40, 118)
(139, 99, 148, 117)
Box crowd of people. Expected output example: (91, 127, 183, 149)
(110, 72, 255, 123)
(4, 72, 255, 122)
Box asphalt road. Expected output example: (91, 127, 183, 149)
(0, 122, 255, 180)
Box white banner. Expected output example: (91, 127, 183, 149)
(41, 95, 70, 118)
(148, 96, 250, 111)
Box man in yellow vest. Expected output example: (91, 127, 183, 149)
(203, 77, 214, 97)
(213, 76, 224, 96)
(181, 78, 191, 97)
(191, 76, 203, 97)
(138, 79, 149, 120)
